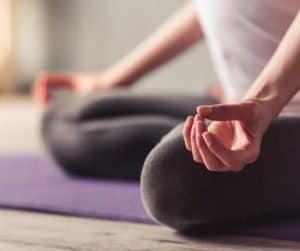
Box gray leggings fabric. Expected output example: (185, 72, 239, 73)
(42, 90, 214, 180)
(141, 116, 300, 231)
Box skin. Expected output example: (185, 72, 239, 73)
(183, 101, 266, 172)
(183, 12, 300, 172)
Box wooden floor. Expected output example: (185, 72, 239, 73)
(0, 210, 300, 250)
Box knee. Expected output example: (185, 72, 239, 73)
(41, 101, 81, 170)
(41, 98, 77, 144)
(41, 102, 60, 139)
(141, 124, 206, 231)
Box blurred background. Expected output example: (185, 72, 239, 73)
(0, 0, 216, 153)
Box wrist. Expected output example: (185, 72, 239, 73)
(243, 78, 289, 121)
(88, 71, 118, 91)
(242, 81, 287, 133)
(101, 66, 137, 88)
(94, 69, 127, 89)
(242, 97, 276, 133)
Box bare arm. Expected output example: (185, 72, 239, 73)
(34, 1, 203, 104)
(244, 11, 300, 123)
(105, 0, 203, 87)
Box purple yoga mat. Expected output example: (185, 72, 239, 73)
(0, 153, 152, 223)
(1, 153, 300, 241)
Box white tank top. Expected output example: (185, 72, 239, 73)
(195, 0, 300, 113)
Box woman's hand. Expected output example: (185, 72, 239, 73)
(183, 100, 272, 172)
(32, 72, 115, 105)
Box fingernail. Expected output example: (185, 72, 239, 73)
(204, 107, 213, 114)
(197, 106, 213, 118)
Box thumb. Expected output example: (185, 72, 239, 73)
(197, 102, 256, 121)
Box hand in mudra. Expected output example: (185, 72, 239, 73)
(183, 100, 270, 172)
(33, 72, 114, 105)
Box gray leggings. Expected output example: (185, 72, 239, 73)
(42, 90, 214, 180)
(42, 91, 300, 231)
(141, 116, 300, 231)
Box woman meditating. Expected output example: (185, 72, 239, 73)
(34, 0, 300, 231)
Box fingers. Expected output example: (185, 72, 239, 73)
(183, 115, 205, 163)
(195, 121, 225, 171)
(190, 116, 203, 163)
(202, 132, 260, 171)
(197, 102, 257, 122)
(33, 74, 74, 105)
(183, 116, 194, 151)
(183, 114, 226, 171)
(202, 132, 244, 171)
(32, 75, 50, 106)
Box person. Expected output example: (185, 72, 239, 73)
(34, 0, 300, 231)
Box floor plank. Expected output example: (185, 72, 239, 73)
(0, 209, 300, 250)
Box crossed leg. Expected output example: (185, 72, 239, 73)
(141, 116, 300, 231)
(42, 90, 214, 179)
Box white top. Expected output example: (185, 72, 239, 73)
(195, 0, 300, 113)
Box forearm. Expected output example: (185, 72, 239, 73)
(105, 1, 203, 87)
(244, 11, 300, 122)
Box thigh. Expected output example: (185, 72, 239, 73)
(42, 91, 215, 179)
(141, 116, 300, 230)
(45, 113, 181, 179)
(70, 90, 216, 122)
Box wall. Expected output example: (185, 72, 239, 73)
(15, 0, 217, 94)
(0, 0, 14, 92)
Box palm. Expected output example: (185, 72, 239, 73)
(206, 118, 262, 167)
(184, 100, 270, 171)
(208, 121, 252, 150)
(33, 73, 113, 105)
